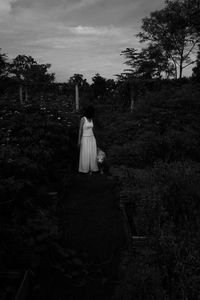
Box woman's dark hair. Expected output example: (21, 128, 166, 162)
(84, 105, 95, 119)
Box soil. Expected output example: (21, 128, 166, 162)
(32, 173, 128, 300)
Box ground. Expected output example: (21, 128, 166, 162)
(32, 173, 128, 300)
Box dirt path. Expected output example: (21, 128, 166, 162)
(62, 173, 127, 299)
(63, 173, 126, 261)
(33, 173, 127, 300)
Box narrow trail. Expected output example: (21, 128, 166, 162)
(61, 173, 128, 299)
(34, 173, 128, 300)
(63, 173, 127, 262)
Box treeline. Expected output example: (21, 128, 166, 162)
(1, 0, 200, 107)
(120, 0, 200, 81)
(0, 52, 120, 107)
(106, 78, 200, 300)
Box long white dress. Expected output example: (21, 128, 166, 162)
(78, 117, 99, 173)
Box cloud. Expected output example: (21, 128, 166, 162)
(68, 25, 124, 37)
(0, 0, 18, 17)
(10, 0, 101, 16)
(0, 0, 166, 81)
(14, 24, 137, 81)
(56, 0, 165, 27)
(22, 25, 137, 50)
(7, 0, 164, 27)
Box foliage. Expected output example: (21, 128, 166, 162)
(121, 44, 173, 79)
(182, 0, 200, 34)
(113, 246, 163, 300)
(0, 99, 80, 278)
(9, 55, 55, 83)
(192, 46, 200, 81)
(98, 82, 200, 169)
(64, 73, 91, 108)
(0, 48, 9, 78)
(137, 0, 200, 79)
(90, 73, 116, 103)
(68, 73, 89, 87)
(120, 0, 200, 80)
(98, 81, 200, 299)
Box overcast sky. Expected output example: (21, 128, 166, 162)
(0, 0, 165, 82)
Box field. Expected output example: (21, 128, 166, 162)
(1, 80, 200, 299)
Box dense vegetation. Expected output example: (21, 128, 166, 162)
(0, 97, 82, 298)
(1, 0, 200, 298)
(97, 82, 200, 300)
(1, 79, 200, 299)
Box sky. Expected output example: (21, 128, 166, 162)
(0, 0, 165, 82)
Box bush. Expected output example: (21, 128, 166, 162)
(113, 160, 200, 300)
(107, 83, 200, 300)
(0, 99, 79, 274)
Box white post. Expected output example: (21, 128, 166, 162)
(75, 84, 79, 111)
(130, 85, 134, 112)
(19, 85, 23, 104)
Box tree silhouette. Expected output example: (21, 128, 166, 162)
(0, 49, 9, 78)
(9, 55, 55, 102)
(9, 55, 54, 84)
(192, 45, 200, 80)
(137, 0, 200, 78)
(121, 44, 174, 79)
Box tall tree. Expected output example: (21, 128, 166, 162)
(137, 0, 200, 78)
(25, 63, 55, 85)
(9, 55, 54, 84)
(65, 74, 90, 108)
(68, 73, 88, 87)
(9, 55, 54, 102)
(91, 73, 107, 101)
(0, 49, 9, 78)
(121, 44, 174, 79)
(67, 73, 89, 96)
(184, 0, 200, 34)
(192, 45, 200, 80)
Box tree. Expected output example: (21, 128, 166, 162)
(9, 55, 54, 84)
(9, 55, 55, 102)
(25, 63, 55, 85)
(68, 73, 88, 88)
(192, 46, 200, 80)
(67, 73, 89, 97)
(91, 73, 107, 101)
(0, 49, 9, 78)
(184, 0, 200, 34)
(121, 44, 174, 79)
(0, 49, 12, 95)
(64, 74, 90, 109)
(137, 0, 200, 78)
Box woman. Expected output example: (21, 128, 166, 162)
(78, 105, 99, 174)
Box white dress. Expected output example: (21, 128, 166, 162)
(78, 117, 99, 173)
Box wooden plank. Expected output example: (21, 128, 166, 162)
(15, 270, 29, 300)
(132, 236, 148, 240)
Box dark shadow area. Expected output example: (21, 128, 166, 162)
(30, 174, 128, 300)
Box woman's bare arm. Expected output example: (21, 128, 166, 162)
(78, 117, 84, 147)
